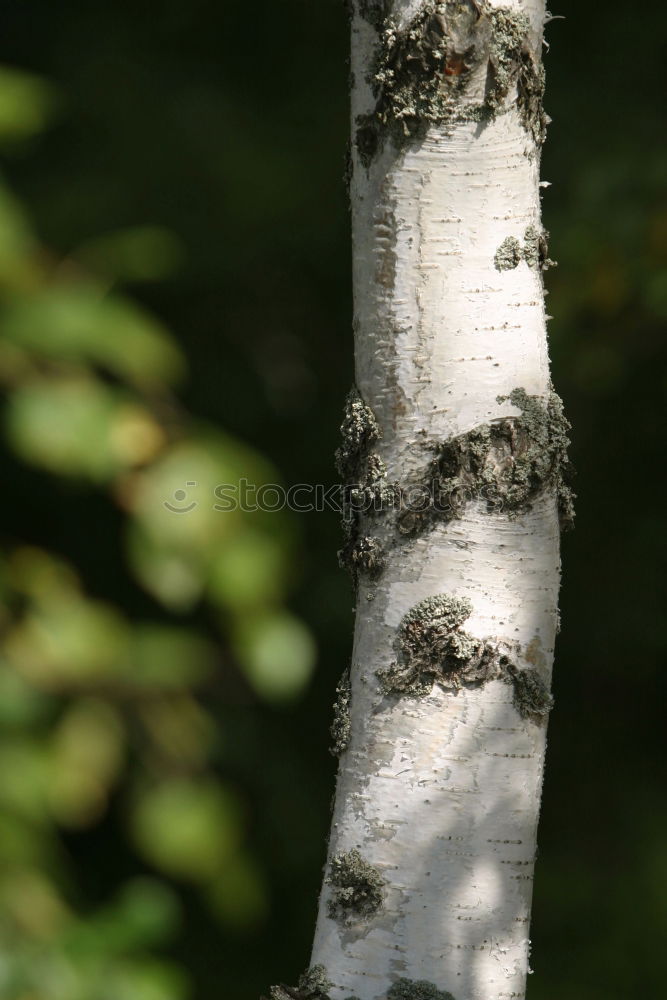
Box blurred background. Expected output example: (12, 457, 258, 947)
(0, 1, 665, 998)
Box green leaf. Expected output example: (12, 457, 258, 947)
(124, 626, 214, 689)
(48, 700, 125, 828)
(5, 592, 130, 687)
(206, 850, 269, 929)
(233, 610, 316, 702)
(64, 879, 180, 957)
(0, 664, 51, 728)
(126, 524, 204, 611)
(0, 175, 37, 276)
(0, 812, 52, 868)
(207, 528, 288, 612)
(96, 960, 189, 1000)
(1, 286, 184, 385)
(75, 227, 184, 284)
(130, 779, 242, 881)
(0, 738, 50, 821)
(126, 429, 284, 610)
(5, 377, 123, 480)
(0, 65, 60, 144)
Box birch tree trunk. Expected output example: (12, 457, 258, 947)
(271, 3, 572, 999)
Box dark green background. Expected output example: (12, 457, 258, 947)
(1, 1, 666, 998)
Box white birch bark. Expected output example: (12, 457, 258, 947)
(309, 2, 562, 999)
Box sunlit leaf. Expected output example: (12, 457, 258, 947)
(9, 547, 80, 601)
(1, 286, 184, 385)
(126, 524, 204, 611)
(233, 610, 316, 702)
(5, 592, 130, 687)
(5, 377, 124, 480)
(130, 779, 242, 881)
(126, 430, 283, 610)
(129, 438, 245, 548)
(48, 699, 125, 828)
(207, 529, 288, 612)
(0, 737, 50, 821)
(1, 868, 70, 939)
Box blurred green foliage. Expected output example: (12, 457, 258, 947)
(0, 1, 666, 999)
(0, 49, 315, 1000)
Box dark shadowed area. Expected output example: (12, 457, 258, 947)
(0, 1, 665, 998)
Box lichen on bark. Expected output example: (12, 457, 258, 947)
(396, 387, 575, 537)
(326, 848, 386, 922)
(263, 965, 334, 1000)
(335, 386, 380, 484)
(336, 388, 398, 585)
(355, 0, 547, 166)
(387, 981, 456, 1000)
(358, 0, 389, 29)
(264, 966, 454, 1000)
(494, 235, 523, 271)
(523, 224, 555, 270)
(378, 594, 497, 696)
(338, 530, 386, 581)
(495, 226, 555, 271)
(330, 669, 353, 756)
(506, 662, 554, 720)
(378, 594, 553, 724)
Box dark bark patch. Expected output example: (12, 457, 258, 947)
(387, 980, 456, 1000)
(326, 848, 386, 922)
(335, 386, 380, 483)
(264, 965, 334, 1000)
(359, 0, 390, 29)
(338, 531, 386, 580)
(343, 139, 354, 197)
(506, 662, 554, 720)
(355, 112, 382, 169)
(355, 0, 546, 165)
(264, 967, 454, 1000)
(378, 594, 497, 696)
(330, 669, 353, 756)
(378, 594, 553, 724)
(396, 387, 575, 536)
(336, 388, 399, 587)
